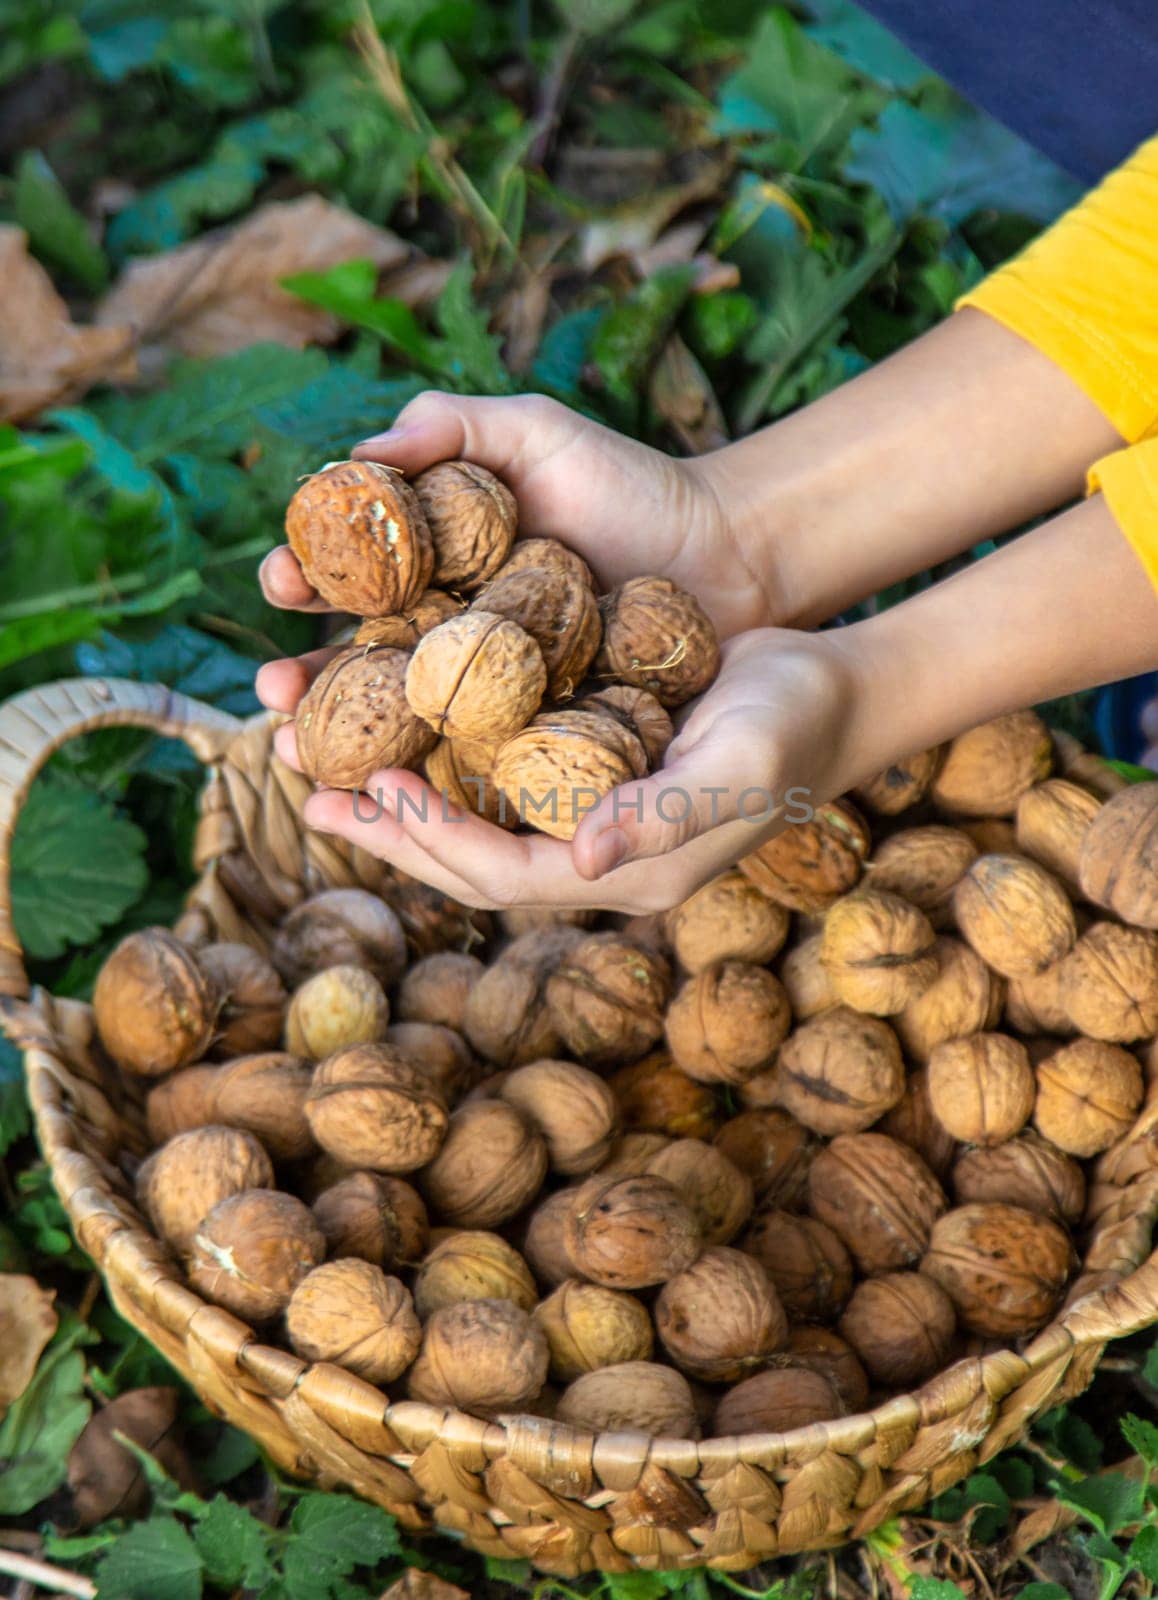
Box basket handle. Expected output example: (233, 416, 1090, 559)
(0, 678, 242, 999)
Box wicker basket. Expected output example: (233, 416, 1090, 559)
(4, 676, 1158, 1577)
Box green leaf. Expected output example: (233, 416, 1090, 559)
(10, 785, 148, 961)
(804, 0, 931, 90)
(192, 1495, 275, 1589)
(283, 260, 453, 377)
(1122, 1413, 1158, 1468)
(95, 1516, 203, 1600)
(1130, 1523, 1158, 1581)
(0, 1034, 30, 1158)
(0, 609, 106, 673)
(1017, 1587, 1072, 1600)
(14, 151, 108, 291)
(0, 1313, 93, 1514)
(958, 1470, 1012, 1542)
(531, 307, 605, 406)
(1056, 1472, 1145, 1535)
(1105, 759, 1156, 784)
(76, 625, 260, 717)
(590, 265, 696, 426)
(550, 0, 638, 35)
(282, 1493, 400, 1599)
(986, 1452, 1035, 1501)
(434, 258, 513, 392)
(196, 1423, 261, 1486)
(909, 1582, 969, 1600)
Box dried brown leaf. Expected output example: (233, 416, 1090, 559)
(378, 1569, 470, 1600)
(649, 333, 729, 453)
(0, 1274, 58, 1413)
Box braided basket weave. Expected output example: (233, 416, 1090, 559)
(4, 676, 1158, 1577)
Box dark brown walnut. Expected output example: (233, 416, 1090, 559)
(665, 960, 791, 1084)
(775, 1327, 869, 1413)
(545, 933, 671, 1066)
(655, 1247, 787, 1383)
(305, 1043, 448, 1172)
(565, 1173, 701, 1289)
(296, 645, 437, 790)
(285, 965, 391, 1060)
(1051, 726, 1129, 800)
(953, 854, 1077, 978)
(210, 1052, 314, 1163)
(285, 460, 433, 616)
(145, 1066, 220, 1145)
(141, 1125, 273, 1256)
(895, 936, 1005, 1064)
(664, 871, 790, 975)
(491, 708, 648, 841)
(557, 1361, 699, 1438)
(424, 736, 514, 829)
(1004, 957, 1074, 1037)
(1015, 777, 1101, 894)
(865, 826, 979, 929)
(462, 929, 583, 1067)
(533, 1280, 654, 1381)
(311, 1171, 428, 1266)
(644, 1138, 754, 1245)
(713, 1109, 818, 1210)
(382, 1022, 475, 1101)
(922, 1202, 1074, 1337)
(413, 459, 516, 590)
(407, 1298, 548, 1418)
(1034, 1037, 1143, 1156)
(854, 746, 944, 816)
(927, 1033, 1035, 1147)
(474, 565, 601, 700)
(197, 942, 286, 1058)
(414, 1230, 537, 1319)
(272, 889, 407, 990)
(286, 1260, 421, 1384)
(879, 1068, 958, 1181)
(775, 1007, 904, 1137)
(610, 1052, 720, 1140)
(595, 575, 720, 708)
(1062, 922, 1158, 1042)
(713, 1367, 842, 1437)
(405, 611, 546, 743)
(94, 927, 219, 1077)
(574, 685, 673, 767)
(1079, 783, 1158, 928)
(952, 1135, 1085, 1225)
(738, 800, 871, 913)
(838, 1271, 956, 1387)
(385, 869, 494, 958)
(779, 934, 837, 1021)
(598, 1132, 672, 1176)
(931, 710, 1053, 817)
(397, 951, 484, 1032)
(821, 890, 938, 1016)
(420, 1099, 548, 1227)
(500, 1060, 618, 1175)
(188, 1189, 324, 1323)
(353, 589, 463, 650)
(498, 536, 596, 591)
(741, 1208, 854, 1323)
(808, 1132, 947, 1276)
(522, 1188, 578, 1287)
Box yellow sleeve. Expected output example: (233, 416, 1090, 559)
(1089, 440, 1158, 591)
(958, 136, 1158, 444)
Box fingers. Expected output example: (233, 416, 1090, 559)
(259, 546, 335, 613)
(272, 720, 305, 773)
(303, 785, 494, 907)
(256, 647, 342, 715)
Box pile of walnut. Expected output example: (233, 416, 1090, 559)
(92, 710, 1158, 1440)
(282, 458, 720, 837)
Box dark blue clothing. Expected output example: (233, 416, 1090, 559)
(855, 0, 1158, 183)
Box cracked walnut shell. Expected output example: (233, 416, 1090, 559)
(546, 933, 671, 1066)
(297, 644, 437, 790)
(565, 1173, 701, 1288)
(596, 576, 720, 708)
(922, 1201, 1073, 1337)
(775, 1007, 904, 1137)
(931, 710, 1053, 817)
(533, 1280, 654, 1381)
(927, 1033, 1035, 1147)
(821, 890, 938, 1016)
(664, 960, 791, 1084)
(738, 800, 870, 912)
(286, 1260, 420, 1384)
(475, 565, 601, 700)
(953, 854, 1077, 978)
(304, 1043, 448, 1173)
(407, 1297, 548, 1418)
(656, 1247, 787, 1383)
(413, 460, 516, 590)
(405, 610, 546, 743)
(94, 928, 219, 1077)
(492, 709, 648, 840)
(286, 461, 433, 616)
(188, 1188, 324, 1323)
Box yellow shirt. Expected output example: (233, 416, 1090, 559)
(958, 135, 1158, 586)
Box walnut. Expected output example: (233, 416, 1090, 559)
(499, 536, 596, 591)
(94, 928, 219, 1077)
(141, 1126, 273, 1256)
(558, 1361, 699, 1438)
(500, 1060, 618, 1174)
(498, 907, 597, 937)
(296, 645, 436, 790)
(1078, 784, 1158, 928)
(546, 933, 671, 1066)
(565, 1173, 701, 1288)
(895, 937, 1005, 1064)
(353, 589, 463, 650)
(595, 576, 720, 708)
(838, 1271, 956, 1387)
(311, 1171, 428, 1266)
(1034, 1038, 1143, 1156)
(1004, 957, 1074, 1037)
(285, 461, 434, 615)
(741, 1208, 853, 1323)
(866, 827, 979, 929)
(574, 685, 673, 767)
(665, 961, 791, 1084)
(413, 460, 516, 590)
(420, 1100, 548, 1227)
(1061, 923, 1158, 1042)
(305, 1044, 448, 1172)
(927, 1033, 1035, 1147)
(775, 1327, 869, 1413)
(854, 747, 944, 816)
(952, 1135, 1085, 1225)
(272, 890, 407, 990)
(474, 565, 601, 700)
(644, 1138, 754, 1245)
(386, 872, 493, 958)
(210, 1052, 314, 1162)
(424, 737, 513, 828)
(878, 1068, 958, 1181)
(397, 952, 485, 1032)
(713, 1367, 842, 1436)
(778, 934, 837, 1021)
(188, 1189, 325, 1322)
(738, 800, 871, 912)
(533, 1280, 653, 1381)
(1015, 778, 1101, 894)
(407, 1298, 548, 1418)
(610, 1052, 720, 1140)
(522, 1189, 578, 1287)
(1051, 727, 1129, 800)
(286, 1260, 421, 1383)
(960, 818, 1020, 855)
(775, 1007, 904, 1136)
(462, 931, 583, 1066)
(953, 854, 1077, 978)
(655, 1247, 787, 1383)
(713, 1109, 817, 1211)
(922, 1202, 1073, 1336)
(285, 966, 390, 1060)
(931, 711, 1053, 817)
(492, 708, 648, 840)
(414, 1230, 538, 1319)
(145, 1066, 221, 1145)
(664, 872, 790, 975)
(197, 943, 286, 1058)
(405, 611, 546, 742)
(383, 1023, 475, 1101)
(808, 1132, 947, 1276)
(598, 1132, 672, 1176)
(821, 891, 938, 1016)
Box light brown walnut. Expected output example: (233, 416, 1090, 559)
(188, 1189, 324, 1323)
(500, 1059, 618, 1174)
(311, 1171, 428, 1267)
(821, 890, 938, 1016)
(211, 1051, 314, 1163)
(854, 747, 944, 815)
(952, 1134, 1085, 1225)
(775, 1007, 904, 1136)
(713, 1367, 842, 1436)
(664, 871, 790, 974)
(953, 854, 1077, 978)
(414, 1230, 537, 1319)
(595, 576, 720, 708)
(1078, 782, 1158, 928)
(296, 644, 436, 790)
(474, 565, 601, 700)
(271, 889, 407, 990)
(141, 1125, 273, 1256)
(420, 1100, 548, 1227)
(197, 942, 285, 1058)
(738, 800, 870, 912)
(838, 1271, 956, 1387)
(304, 1043, 448, 1172)
(927, 1032, 1035, 1147)
(286, 1260, 420, 1383)
(533, 1280, 654, 1382)
(896, 936, 1005, 1064)
(557, 1361, 699, 1438)
(1015, 777, 1101, 893)
(922, 1202, 1073, 1337)
(644, 1138, 754, 1245)
(285, 460, 433, 616)
(492, 709, 648, 840)
(1034, 1037, 1143, 1156)
(931, 710, 1053, 817)
(808, 1132, 947, 1276)
(94, 927, 219, 1077)
(865, 826, 978, 929)
(407, 1298, 548, 1418)
(664, 960, 791, 1084)
(565, 1173, 701, 1288)
(413, 460, 516, 590)
(405, 610, 546, 744)
(546, 932, 671, 1066)
(1061, 922, 1158, 1042)
(741, 1207, 853, 1323)
(655, 1247, 787, 1382)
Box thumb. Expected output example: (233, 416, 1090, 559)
(351, 391, 572, 483)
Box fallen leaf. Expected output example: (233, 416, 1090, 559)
(649, 332, 729, 453)
(377, 257, 455, 308)
(0, 227, 136, 423)
(0, 1274, 58, 1414)
(378, 1571, 469, 1600)
(67, 1385, 197, 1527)
(579, 157, 732, 271)
(96, 195, 411, 360)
